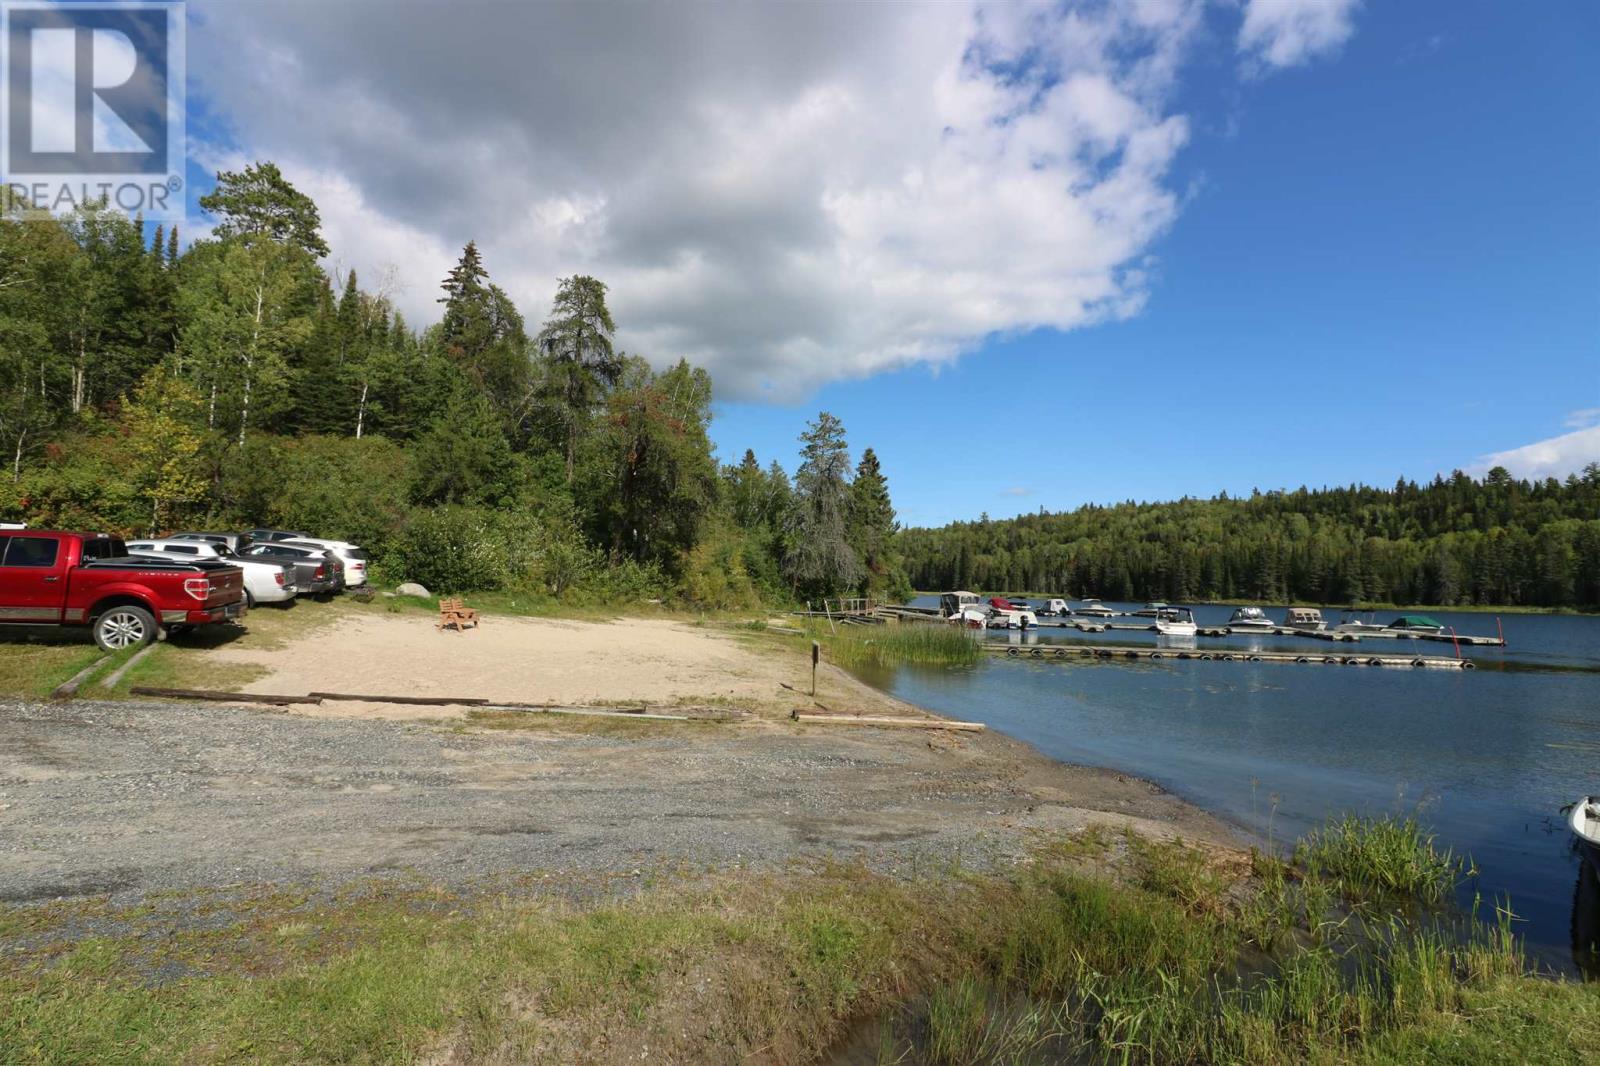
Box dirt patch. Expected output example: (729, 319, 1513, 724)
(212, 613, 849, 720)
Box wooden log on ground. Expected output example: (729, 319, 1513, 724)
(479, 704, 692, 721)
(130, 686, 317, 706)
(790, 711, 984, 732)
(307, 691, 489, 706)
(100, 644, 156, 690)
(51, 655, 110, 699)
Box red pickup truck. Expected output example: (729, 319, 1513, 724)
(0, 530, 246, 651)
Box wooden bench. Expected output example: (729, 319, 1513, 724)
(436, 597, 480, 631)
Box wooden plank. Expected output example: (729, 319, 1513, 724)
(307, 691, 489, 706)
(130, 686, 318, 705)
(100, 644, 156, 690)
(479, 704, 692, 722)
(51, 655, 110, 699)
(791, 712, 985, 732)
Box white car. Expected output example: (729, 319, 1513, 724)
(280, 538, 370, 587)
(126, 538, 297, 607)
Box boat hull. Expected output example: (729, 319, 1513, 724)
(1571, 798, 1600, 867)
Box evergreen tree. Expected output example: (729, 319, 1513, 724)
(199, 161, 330, 257)
(410, 378, 517, 505)
(536, 275, 621, 482)
(847, 447, 902, 597)
(783, 412, 862, 597)
(436, 243, 531, 434)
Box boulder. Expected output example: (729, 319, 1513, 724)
(395, 582, 432, 599)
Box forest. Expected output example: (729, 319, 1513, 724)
(899, 471, 1600, 609)
(0, 163, 907, 607)
(4, 163, 1594, 612)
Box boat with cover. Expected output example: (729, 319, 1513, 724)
(1074, 598, 1116, 617)
(1284, 607, 1327, 631)
(1041, 598, 1071, 616)
(1225, 606, 1276, 631)
(1154, 606, 1198, 636)
(1570, 796, 1600, 868)
(1388, 614, 1445, 633)
(1132, 601, 1169, 618)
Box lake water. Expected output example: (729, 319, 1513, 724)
(857, 600, 1600, 975)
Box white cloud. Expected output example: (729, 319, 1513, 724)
(182, 0, 1225, 400)
(1238, 0, 1361, 72)
(1473, 426, 1600, 482)
(1562, 407, 1600, 430)
(1001, 486, 1034, 497)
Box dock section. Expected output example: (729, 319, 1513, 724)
(982, 642, 1476, 669)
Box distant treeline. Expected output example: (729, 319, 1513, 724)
(897, 470, 1600, 608)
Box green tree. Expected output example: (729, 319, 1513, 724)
(536, 275, 621, 482)
(410, 379, 517, 505)
(847, 447, 903, 598)
(199, 161, 330, 258)
(436, 243, 531, 434)
(121, 367, 206, 532)
(176, 238, 317, 443)
(783, 412, 862, 597)
(579, 358, 717, 571)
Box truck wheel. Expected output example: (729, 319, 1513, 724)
(94, 606, 157, 651)
(244, 588, 256, 609)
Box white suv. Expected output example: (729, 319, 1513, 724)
(127, 538, 297, 607)
(281, 538, 370, 587)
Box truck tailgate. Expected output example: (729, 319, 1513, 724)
(204, 565, 245, 609)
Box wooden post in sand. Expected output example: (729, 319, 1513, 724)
(811, 640, 820, 697)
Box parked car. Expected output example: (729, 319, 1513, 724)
(246, 528, 311, 544)
(280, 537, 369, 587)
(171, 531, 254, 553)
(0, 530, 245, 650)
(241, 542, 344, 595)
(127, 538, 296, 607)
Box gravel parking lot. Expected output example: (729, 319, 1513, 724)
(0, 696, 1228, 905)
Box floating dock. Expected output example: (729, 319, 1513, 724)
(982, 642, 1475, 670)
(999, 619, 1504, 646)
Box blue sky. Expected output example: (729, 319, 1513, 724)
(709, 2, 1600, 527)
(175, 1, 1599, 529)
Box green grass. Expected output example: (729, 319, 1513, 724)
(1294, 814, 1465, 906)
(812, 622, 982, 669)
(0, 636, 106, 696)
(1, 816, 1589, 1065)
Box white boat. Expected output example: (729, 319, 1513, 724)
(1284, 607, 1326, 631)
(986, 597, 1038, 630)
(1074, 598, 1115, 618)
(1041, 598, 1071, 617)
(1225, 606, 1276, 632)
(1154, 607, 1197, 636)
(1131, 601, 1169, 618)
(1570, 796, 1600, 867)
(1334, 612, 1386, 635)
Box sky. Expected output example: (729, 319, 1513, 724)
(173, 0, 1598, 528)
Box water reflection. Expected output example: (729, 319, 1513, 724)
(1575, 853, 1600, 981)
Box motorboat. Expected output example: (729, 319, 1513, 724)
(987, 596, 1038, 630)
(1154, 606, 1197, 636)
(1388, 614, 1445, 633)
(1570, 796, 1600, 867)
(1132, 601, 1169, 618)
(1041, 598, 1071, 617)
(1333, 612, 1387, 635)
(1283, 607, 1326, 631)
(1225, 606, 1276, 632)
(1073, 598, 1115, 618)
